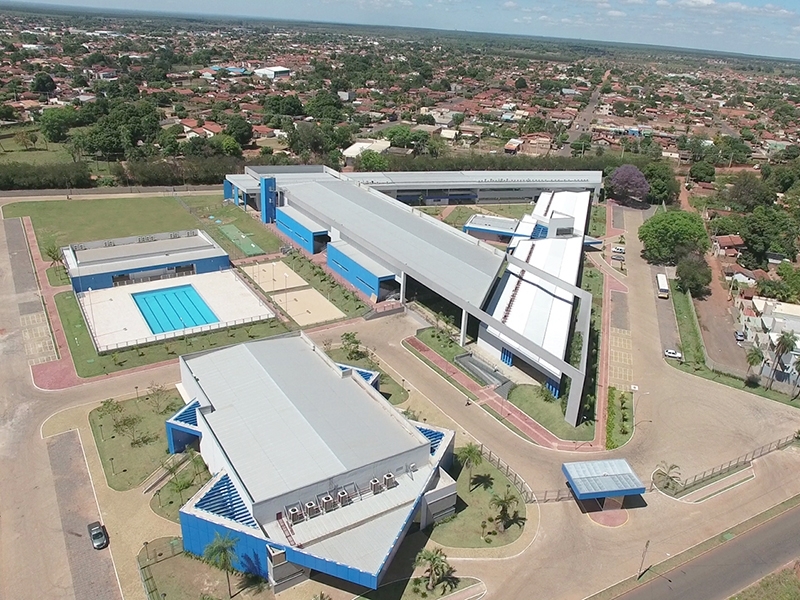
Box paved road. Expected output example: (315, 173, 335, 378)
(619, 501, 800, 600)
(556, 72, 608, 157)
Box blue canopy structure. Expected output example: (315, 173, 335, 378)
(562, 459, 645, 501)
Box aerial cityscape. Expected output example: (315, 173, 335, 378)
(2, 3, 800, 600)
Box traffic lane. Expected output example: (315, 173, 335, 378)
(619, 502, 800, 600)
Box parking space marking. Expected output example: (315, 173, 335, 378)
(610, 336, 632, 350)
(610, 350, 633, 366)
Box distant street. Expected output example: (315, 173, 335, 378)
(619, 501, 800, 600)
(557, 73, 608, 157)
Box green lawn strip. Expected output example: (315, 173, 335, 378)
(326, 347, 409, 405)
(588, 204, 607, 238)
(55, 291, 289, 378)
(3, 197, 205, 254)
(185, 200, 282, 255)
(46, 265, 71, 287)
(731, 566, 800, 600)
(430, 460, 526, 548)
(416, 328, 483, 384)
(150, 462, 212, 522)
(402, 339, 478, 401)
(586, 493, 800, 600)
(283, 253, 368, 318)
(480, 203, 534, 220)
(480, 404, 535, 443)
(418, 206, 445, 217)
(506, 385, 594, 442)
(670, 282, 798, 408)
(442, 206, 479, 229)
(357, 576, 480, 600)
(89, 396, 183, 491)
(606, 387, 633, 450)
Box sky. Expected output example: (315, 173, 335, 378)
(13, 0, 800, 60)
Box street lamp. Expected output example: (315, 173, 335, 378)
(284, 273, 289, 311)
(135, 386, 139, 401)
(99, 422, 104, 441)
(110, 457, 115, 475)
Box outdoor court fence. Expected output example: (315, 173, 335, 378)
(479, 444, 536, 504)
(662, 433, 797, 496)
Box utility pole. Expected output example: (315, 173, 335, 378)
(637, 539, 650, 579)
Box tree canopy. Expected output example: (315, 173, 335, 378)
(608, 164, 650, 201)
(638, 210, 709, 264)
(643, 161, 680, 204)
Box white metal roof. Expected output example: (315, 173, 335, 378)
(464, 214, 519, 234)
(282, 180, 505, 307)
(184, 336, 428, 504)
(278, 205, 327, 234)
(226, 174, 261, 194)
(328, 240, 396, 280)
(534, 190, 592, 235)
(346, 170, 603, 189)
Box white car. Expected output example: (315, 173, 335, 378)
(664, 349, 682, 360)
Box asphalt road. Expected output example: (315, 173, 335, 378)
(619, 500, 800, 600)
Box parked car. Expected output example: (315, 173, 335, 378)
(612, 246, 626, 254)
(612, 254, 626, 262)
(734, 331, 745, 341)
(88, 521, 109, 550)
(664, 349, 682, 360)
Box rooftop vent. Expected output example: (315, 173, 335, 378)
(288, 506, 302, 524)
(305, 501, 320, 518)
(337, 489, 350, 505)
(370, 478, 383, 495)
(321, 495, 335, 511)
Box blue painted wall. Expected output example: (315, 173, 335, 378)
(166, 421, 201, 454)
(327, 244, 382, 299)
(224, 180, 233, 200)
(260, 177, 277, 223)
(276, 208, 316, 254)
(70, 255, 230, 293)
(284, 546, 378, 589)
(180, 510, 269, 579)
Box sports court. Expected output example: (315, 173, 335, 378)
(78, 271, 274, 351)
(271, 287, 346, 326)
(240, 260, 307, 292)
(218, 224, 264, 257)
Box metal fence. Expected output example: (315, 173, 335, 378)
(137, 537, 184, 600)
(479, 444, 535, 504)
(667, 434, 796, 496)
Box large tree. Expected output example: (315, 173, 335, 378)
(607, 164, 650, 201)
(724, 171, 775, 211)
(224, 115, 253, 146)
(643, 161, 680, 204)
(676, 253, 712, 297)
(31, 72, 56, 94)
(356, 149, 389, 171)
(638, 210, 709, 264)
(689, 161, 716, 183)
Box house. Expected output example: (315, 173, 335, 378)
(504, 138, 523, 154)
(254, 66, 292, 80)
(252, 125, 275, 139)
(712, 234, 746, 258)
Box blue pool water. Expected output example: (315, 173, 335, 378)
(133, 285, 219, 334)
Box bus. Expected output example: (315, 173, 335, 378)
(656, 273, 670, 299)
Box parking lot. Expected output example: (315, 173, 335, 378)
(46, 431, 121, 600)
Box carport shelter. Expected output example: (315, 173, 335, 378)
(562, 459, 645, 501)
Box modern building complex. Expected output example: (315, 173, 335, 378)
(222, 166, 600, 425)
(167, 334, 455, 591)
(62, 229, 228, 293)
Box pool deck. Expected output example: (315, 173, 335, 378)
(79, 271, 275, 351)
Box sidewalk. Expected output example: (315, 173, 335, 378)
(404, 336, 601, 451)
(21, 216, 177, 390)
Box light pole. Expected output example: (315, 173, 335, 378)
(99, 422, 104, 441)
(284, 273, 289, 312)
(110, 457, 115, 475)
(144, 540, 150, 561)
(271, 261, 276, 288)
(87, 287, 95, 335)
(135, 386, 139, 401)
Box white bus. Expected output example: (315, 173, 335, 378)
(656, 273, 669, 299)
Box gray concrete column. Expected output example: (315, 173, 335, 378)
(400, 272, 407, 304)
(460, 308, 468, 347)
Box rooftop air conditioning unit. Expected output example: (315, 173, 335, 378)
(370, 478, 383, 494)
(305, 501, 318, 517)
(409, 463, 417, 472)
(383, 473, 396, 489)
(338, 489, 350, 505)
(288, 506, 302, 524)
(321, 495, 335, 511)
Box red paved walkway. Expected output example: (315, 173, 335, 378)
(404, 336, 601, 451)
(22, 217, 176, 390)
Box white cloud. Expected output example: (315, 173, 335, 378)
(656, 0, 670, 5)
(502, 0, 517, 7)
(608, 9, 626, 16)
(676, 0, 714, 6)
(621, 0, 645, 3)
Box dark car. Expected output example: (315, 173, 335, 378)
(88, 521, 108, 550)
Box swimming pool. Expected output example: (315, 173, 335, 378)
(133, 284, 219, 334)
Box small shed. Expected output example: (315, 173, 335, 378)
(562, 459, 645, 501)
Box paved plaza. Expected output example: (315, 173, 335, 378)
(79, 270, 275, 350)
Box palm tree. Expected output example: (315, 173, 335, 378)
(203, 532, 239, 599)
(456, 443, 483, 484)
(414, 547, 451, 591)
(746, 346, 764, 377)
(43, 241, 64, 271)
(656, 461, 681, 492)
(490, 488, 519, 530)
(768, 330, 798, 390)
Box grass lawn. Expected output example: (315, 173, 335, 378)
(151, 460, 212, 522)
(181, 196, 282, 256)
(55, 291, 290, 378)
(507, 384, 595, 441)
(731, 567, 800, 600)
(418, 206, 444, 218)
(89, 395, 183, 491)
(588, 204, 607, 238)
(581, 263, 604, 327)
(402, 339, 478, 402)
(430, 459, 526, 548)
(606, 386, 633, 450)
(284, 252, 369, 318)
(3, 196, 201, 253)
(415, 328, 484, 385)
(46, 265, 71, 287)
(482, 203, 533, 220)
(326, 347, 409, 405)
(357, 576, 480, 600)
(442, 206, 479, 230)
